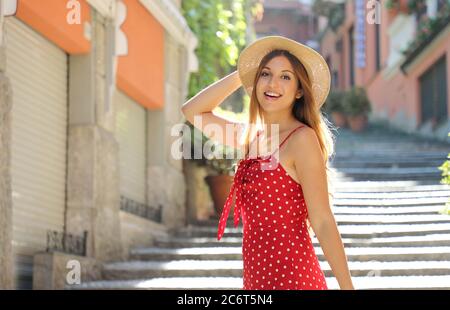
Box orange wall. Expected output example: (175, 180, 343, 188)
(367, 3, 450, 125)
(368, 31, 450, 125)
(16, 0, 91, 54)
(368, 67, 414, 121)
(117, 0, 164, 110)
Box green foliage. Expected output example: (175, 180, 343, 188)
(181, 0, 260, 174)
(439, 154, 450, 186)
(313, 0, 345, 32)
(182, 0, 258, 99)
(385, 0, 396, 9)
(407, 0, 427, 12)
(323, 90, 346, 114)
(438, 133, 450, 215)
(385, 0, 426, 11)
(402, 4, 450, 57)
(205, 152, 238, 176)
(342, 87, 372, 117)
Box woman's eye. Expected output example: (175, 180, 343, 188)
(261, 72, 290, 80)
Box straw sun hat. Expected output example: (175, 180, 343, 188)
(237, 35, 331, 108)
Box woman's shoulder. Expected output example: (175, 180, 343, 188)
(286, 124, 319, 155)
(290, 122, 315, 139)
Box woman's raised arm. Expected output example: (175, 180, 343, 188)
(181, 70, 245, 149)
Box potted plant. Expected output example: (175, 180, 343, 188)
(342, 87, 372, 132)
(199, 140, 238, 217)
(186, 123, 238, 217)
(323, 90, 347, 128)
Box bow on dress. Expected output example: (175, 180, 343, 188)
(216, 156, 269, 240)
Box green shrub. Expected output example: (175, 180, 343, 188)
(438, 133, 450, 215)
(323, 90, 346, 114)
(342, 87, 372, 117)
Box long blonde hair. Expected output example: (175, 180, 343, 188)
(241, 49, 337, 205)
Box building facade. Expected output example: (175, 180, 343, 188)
(0, 0, 197, 289)
(255, 0, 319, 48)
(320, 0, 450, 141)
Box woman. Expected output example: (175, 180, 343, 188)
(181, 36, 353, 290)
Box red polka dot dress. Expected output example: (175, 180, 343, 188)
(217, 125, 328, 290)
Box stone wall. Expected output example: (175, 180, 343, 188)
(65, 11, 122, 262)
(0, 4, 14, 289)
(157, 33, 188, 231)
(119, 211, 169, 259)
(0, 62, 14, 290)
(33, 252, 101, 290)
(184, 160, 215, 223)
(0, 1, 196, 289)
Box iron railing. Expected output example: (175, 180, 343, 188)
(120, 195, 162, 222)
(46, 230, 87, 256)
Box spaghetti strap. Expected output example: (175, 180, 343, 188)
(246, 125, 305, 159)
(279, 125, 305, 148)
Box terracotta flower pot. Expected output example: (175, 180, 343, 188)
(204, 175, 234, 216)
(348, 114, 368, 132)
(331, 111, 348, 128)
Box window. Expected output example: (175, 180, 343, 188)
(349, 26, 355, 87)
(419, 56, 448, 128)
(375, 23, 381, 71)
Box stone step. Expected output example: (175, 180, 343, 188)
(333, 182, 448, 192)
(334, 214, 450, 225)
(101, 260, 450, 280)
(209, 205, 445, 219)
(179, 223, 450, 238)
(326, 275, 450, 290)
(332, 173, 441, 182)
(205, 203, 447, 225)
(102, 260, 244, 279)
(333, 190, 450, 199)
(72, 277, 242, 290)
(330, 160, 445, 169)
(72, 275, 450, 290)
(129, 246, 450, 262)
(331, 205, 442, 215)
(336, 166, 441, 174)
(332, 155, 447, 163)
(209, 205, 443, 216)
(332, 148, 449, 162)
(332, 197, 448, 207)
(154, 233, 450, 249)
(334, 177, 442, 183)
(196, 214, 450, 228)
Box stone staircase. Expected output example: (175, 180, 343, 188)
(74, 124, 450, 290)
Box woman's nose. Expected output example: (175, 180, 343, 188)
(268, 76, 279, 88)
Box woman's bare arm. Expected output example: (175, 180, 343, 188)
(292, 127, 354, 290)
(181, 70, 245, 149)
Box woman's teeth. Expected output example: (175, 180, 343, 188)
(264, 92, 282, 100)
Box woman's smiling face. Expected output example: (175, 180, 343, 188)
(256, 55, 302, 112)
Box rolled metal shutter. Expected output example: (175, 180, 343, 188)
(115, 90, 147, 205)
(5, 17, 68, 289)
